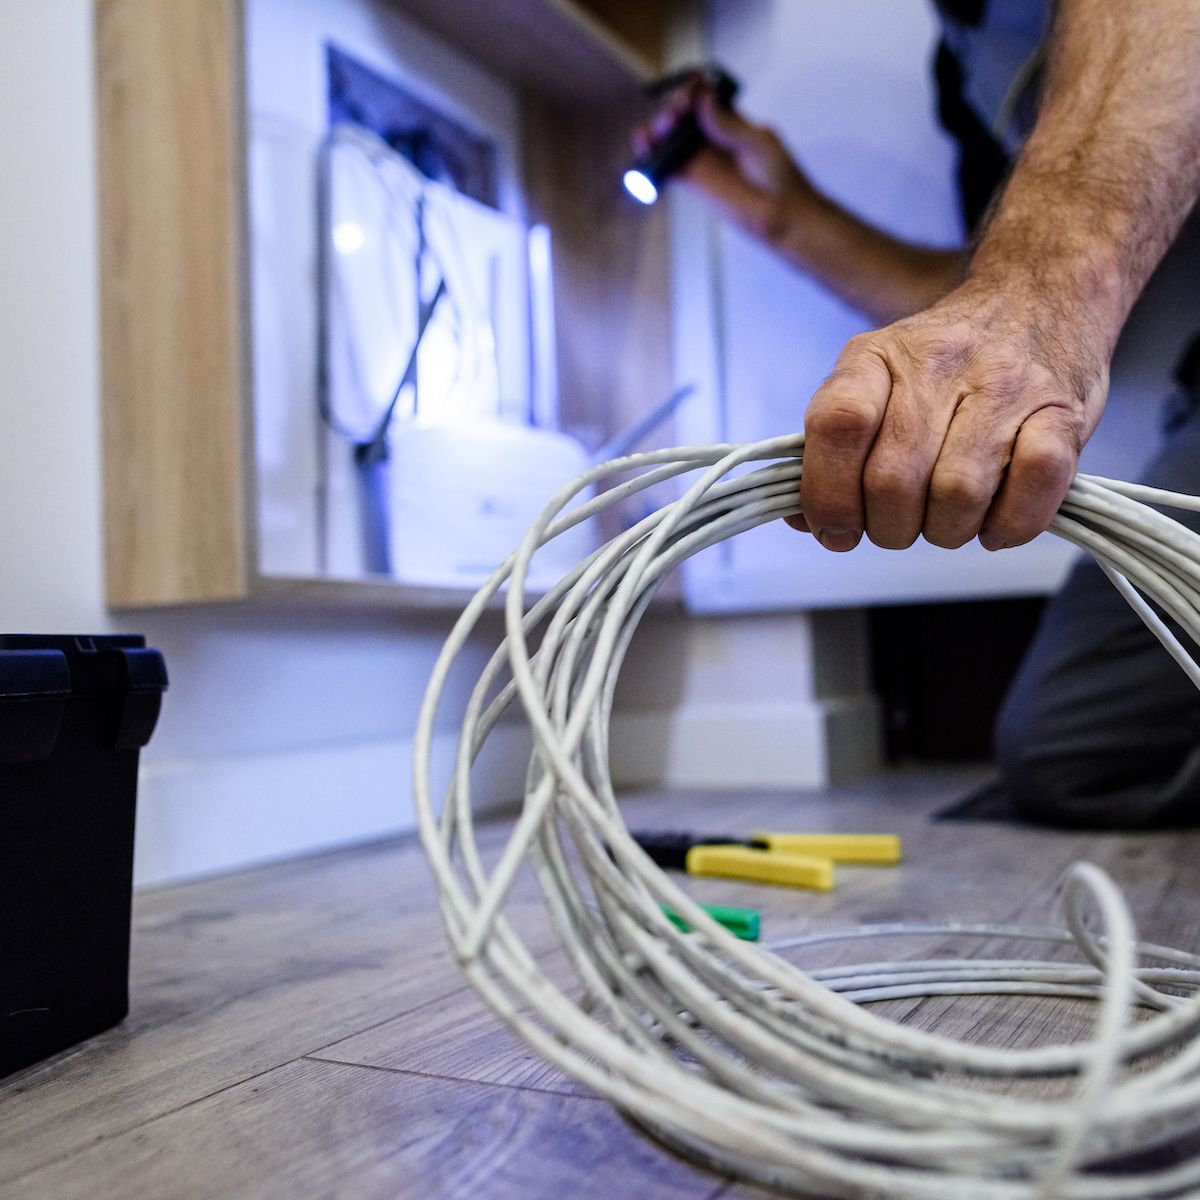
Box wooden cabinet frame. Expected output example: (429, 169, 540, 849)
(96, 0, 682, 608)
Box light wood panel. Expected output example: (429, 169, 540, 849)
(97, 0, 253, 606)
(386, 0, 662, 111)
(572, 0, 672, 68)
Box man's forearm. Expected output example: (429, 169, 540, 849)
(781, 0, 1200, 336)
(967, 0, 1200, 366)
(797, 0, 1200, 558)
(771, 194, 966, 326)
(675, 88, 967, 326)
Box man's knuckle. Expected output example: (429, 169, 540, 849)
(1021, 437, 1075, 485)
(929, 465, 989, 509)
(839, 336, 896, 382)
(842, 332, 877, 356)
(863, 458, 920, 502)
(806, 395, 877, 442)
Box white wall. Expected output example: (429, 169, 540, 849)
(612, 609, 880, 789)
(0, 0, 535, 887)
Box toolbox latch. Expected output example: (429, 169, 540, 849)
(112, 647, 168, 751)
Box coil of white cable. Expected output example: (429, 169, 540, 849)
(415, 433, 1200, 1199)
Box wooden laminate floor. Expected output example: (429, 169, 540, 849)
(4, 767, 1200, 1199)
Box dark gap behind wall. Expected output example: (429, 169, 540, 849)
(326, 43, 497, 205)
(869, 597, 1046, 762)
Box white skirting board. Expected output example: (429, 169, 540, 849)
(133, 699, 881, 888)
(132, 723, 534, 888)
(610, 695, 882, 791)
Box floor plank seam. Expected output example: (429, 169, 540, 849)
(295, 982, 475, 1062)
(301, 1053, 607, 1103)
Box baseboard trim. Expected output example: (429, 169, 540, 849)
(610, 696, 881, 790)
(134, 697, 881, 887)
(133, 724, 532, 888)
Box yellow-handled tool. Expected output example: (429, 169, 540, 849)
(685, 844, 835, 891)
(751, 833, 902, 865)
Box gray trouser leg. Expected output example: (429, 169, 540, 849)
(994, 406, 1200, 828)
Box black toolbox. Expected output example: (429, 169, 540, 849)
(0, 634, 167, 1078)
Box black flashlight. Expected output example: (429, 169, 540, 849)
(624, 65, 741, 205)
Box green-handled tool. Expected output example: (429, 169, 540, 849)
(660, 902, 761, 941)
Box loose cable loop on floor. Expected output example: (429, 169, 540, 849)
(415, 433, 1200, 1199)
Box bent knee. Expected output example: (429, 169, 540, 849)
(993, 715, 1085, 827)
(995, 749, 1107, 828)
(993, 687, 1061, 819)
(995, 702, 1183, 830)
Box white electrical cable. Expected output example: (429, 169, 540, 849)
(414, 432, 1200, 1199)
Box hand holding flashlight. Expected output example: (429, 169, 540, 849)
(625, 66, 740, 204)
(627, 67, 823, 257)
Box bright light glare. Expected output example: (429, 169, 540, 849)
(333, 220, 367, 255)
(623, 169, 658, 205)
